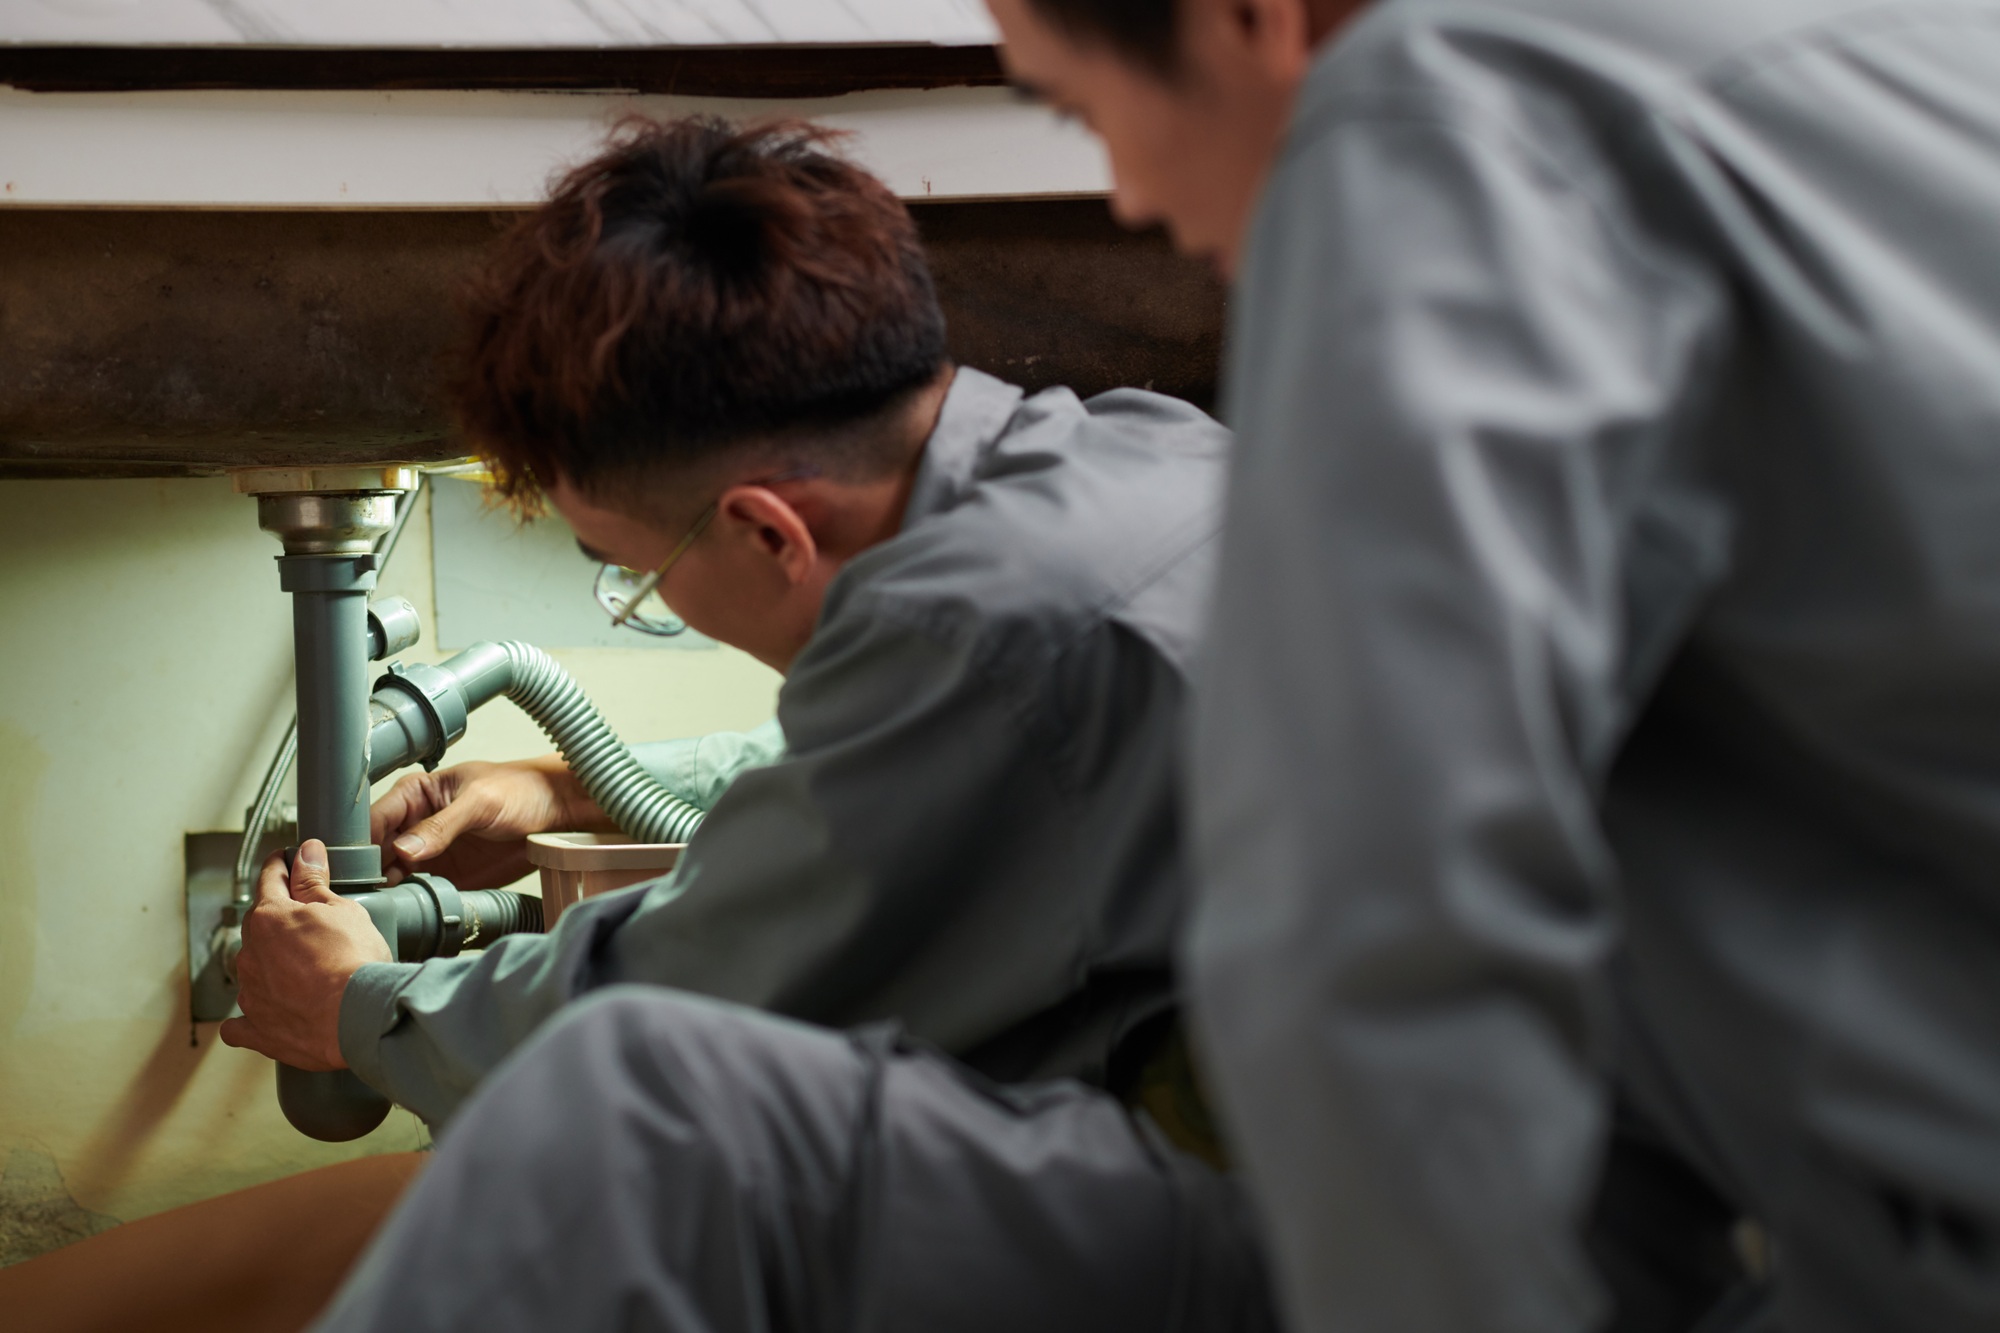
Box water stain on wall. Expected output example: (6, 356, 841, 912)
(0, 1147, 119, 1267)
(0, 720, 46, 1036)
(69, 1007, 216, 1209)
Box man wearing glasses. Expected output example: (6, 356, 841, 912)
(354, 475, 804, 897)
(223, 116, 1278, 1330)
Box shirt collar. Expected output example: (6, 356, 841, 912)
(901, 367, 1025, 531)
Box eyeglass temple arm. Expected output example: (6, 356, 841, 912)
(608, 502, 718, 628)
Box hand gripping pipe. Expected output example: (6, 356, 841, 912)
(367, 640, 707, 845)
(274, 641, 699, 1139)
(274, 874, 545, 1138)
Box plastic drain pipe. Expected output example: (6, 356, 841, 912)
(262, 642, 700, 1139)
(239, 474, 553, 1143)
(242, 482, 411, 1142)
(366, 640, 707, 846)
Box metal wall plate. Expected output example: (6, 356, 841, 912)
(185, 822, 294, 1023)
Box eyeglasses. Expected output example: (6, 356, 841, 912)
(592, 500, 717, 637)
(590, 467, 816, 637)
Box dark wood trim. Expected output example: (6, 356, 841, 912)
(0, 44, 1008, 98)
(0, 458, 232, 479)
(0, 202, 1223, 478)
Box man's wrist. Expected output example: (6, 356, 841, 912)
(509, 754, 613, 832)
(318, 957, 372, 1068)
(548, 768, 618, 832)
(337, 960, 423, 1093)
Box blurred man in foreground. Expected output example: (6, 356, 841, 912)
(987, 0, 2000, 1330)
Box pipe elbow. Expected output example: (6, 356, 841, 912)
(365, 643, 519, 782)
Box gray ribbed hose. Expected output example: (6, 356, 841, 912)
(368, 639, 706, 844)
(494, 641, 705, 844)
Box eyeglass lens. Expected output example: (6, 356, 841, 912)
(594, 565, 689, 636)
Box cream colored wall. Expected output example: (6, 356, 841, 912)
(0, 475, 781, 1256)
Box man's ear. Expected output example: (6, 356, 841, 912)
(716, 485, 820, 586)
(1199, 0, 1315, 79)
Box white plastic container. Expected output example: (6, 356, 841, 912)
(525, 833, 684, 926)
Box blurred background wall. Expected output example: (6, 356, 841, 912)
(0, 476, 781, 1259)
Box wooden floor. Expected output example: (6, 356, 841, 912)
(0, 1152, 423, 1333)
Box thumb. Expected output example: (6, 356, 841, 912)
(288, 839, 341, 904)
(391, 798, 483, 866)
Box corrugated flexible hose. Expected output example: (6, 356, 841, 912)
(370, 638, 709, 844)
(490, 641, 707, 845)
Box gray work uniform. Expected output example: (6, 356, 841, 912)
(315, 988, 1275, 1333)
(630, 716, 788, 812)
(313, 369, 1276, 1331)
(1188, 4, 2000, 1333)
(341, 366, 1229, 1126)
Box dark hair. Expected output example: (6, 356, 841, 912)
(458, 116, 948, 505)
(1027, 0, 1179, 73)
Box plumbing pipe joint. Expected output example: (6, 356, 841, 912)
(369, 661, 471, 774)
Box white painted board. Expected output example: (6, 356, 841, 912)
(0, 85, 1109, 206)
(0, 0, 999, 47)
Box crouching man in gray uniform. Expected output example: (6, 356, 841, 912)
(221, 116, 1274, 1332)
(990, 1, 2000, 1331)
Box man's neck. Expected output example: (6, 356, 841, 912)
(1307, 0, 1370, 45)
(807, 365, 956, 563)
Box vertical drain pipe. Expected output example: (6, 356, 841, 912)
(239, 467, 415, 1142)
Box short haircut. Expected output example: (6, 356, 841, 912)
(1027, 0, 1179, 73)
(457, 116, 949, 505)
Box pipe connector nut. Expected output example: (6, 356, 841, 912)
(370, 661, 470, 774)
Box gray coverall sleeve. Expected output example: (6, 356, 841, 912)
(1187, 104, 1728, 1333)
(629, 717, 787, 810)
(341, 598, 1059, 1125)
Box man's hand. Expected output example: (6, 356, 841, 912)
(370, 758, 609, 890)
(219, 840, 392, 1070)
